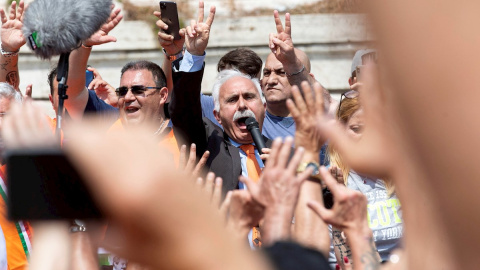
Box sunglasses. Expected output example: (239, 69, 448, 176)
(115, 85, 161, 97)
(337, 90, 359, 118)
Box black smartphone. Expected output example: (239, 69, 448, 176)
(6, 149, 103, 220)
(160, 1, 181, 40)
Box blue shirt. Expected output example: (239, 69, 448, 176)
(84, 89, 119, 125)
(262, 110, 328, 165)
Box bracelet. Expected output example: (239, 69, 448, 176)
(163, 48, 184, 61)
(81, 43, 92, 49)
(0, 45, 19, 57)
(286, 64, 305, 77)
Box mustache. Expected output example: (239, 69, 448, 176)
(233, 110, 256, 122)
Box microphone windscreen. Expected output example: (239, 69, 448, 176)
(22, 0, 112, 59)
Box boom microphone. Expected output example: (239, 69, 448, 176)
(22, 0, 112, 60)
(245, 117, 266, 155)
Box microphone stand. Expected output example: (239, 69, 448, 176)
(55, 52, 70, 139)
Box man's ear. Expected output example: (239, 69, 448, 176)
(49, 94, 53, 105)
(309, 72, 315, 79)
(213, 109, 222, 125)
(348, 77, 354, 86)
(159, 87, 169, 104)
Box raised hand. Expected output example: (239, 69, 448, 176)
(269, 11, 296, 66)
(184, 1, 215, 56)
(83, 7, 123, 47)
(154, 9, 185, 56)
(179, 143, 210, 179)
(0, 0, 26, 52)
(87, 67, 118, 107)
(307, 167, 368, 233)
(240, 137, 312, 245)
(286, 81, 327, 152)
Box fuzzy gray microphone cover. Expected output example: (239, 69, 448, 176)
(22, 0, 112, 60)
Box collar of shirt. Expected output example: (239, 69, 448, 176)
(229, 138, 265, 190)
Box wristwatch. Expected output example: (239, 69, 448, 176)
(70, 219, 87, 233)
(297, 161, 322, 182)
(163, 48, 183, 61)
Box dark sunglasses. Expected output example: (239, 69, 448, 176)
(337, 90, 359, 118)
(115, 85, 161, 97)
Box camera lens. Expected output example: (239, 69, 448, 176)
(160, 3, 166, 9)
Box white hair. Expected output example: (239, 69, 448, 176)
(0, 83, 22, 103)
(211, 69, 265, 112)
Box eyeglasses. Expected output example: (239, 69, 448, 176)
(337, 90, 359, 118)
(115, 85, 161, 97)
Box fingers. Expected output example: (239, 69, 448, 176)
(24, 84, 32, 99)
(8, 1, 16, 20)
(239, 175, 259, 199)
(307, 200, 334, 224)
(271, 36, 291, 53)
(184, 143, 198, 172)
(290, 85, 307, 116)
(190, 19, 197, 35)
(268, 33, 277, 52)
(179, 144, 187, 169)
(197, 1, 204, 23)
(0, 8, 6, 24)
(205, 6, 216, 27)
(273, 10, 284, 34)
(300, 81, 314, 111)
(276, 136, 294, 169)
(203, 171, 215, 196)
(219, 190, 232, 219)
(313, 82, 325, 113)
(265, 137, 282, 168)
(319, 166, 344, 197)
(192, 150, 210, 177)
(284, 13, 291, 36)
(211, 177, 222, 208)
(186, 25, 194, 38)
(87, 67, 102, 80)
(16, 0, 24, 22)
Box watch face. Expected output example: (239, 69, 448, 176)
(306, 162, 320, 175)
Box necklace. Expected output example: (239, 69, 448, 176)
(153, 119, 168, 135)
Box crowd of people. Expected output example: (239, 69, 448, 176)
(0, 0, 476, 269)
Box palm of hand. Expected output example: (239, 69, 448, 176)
(1, 21, 25, 50)
(185, 23, 210, 55)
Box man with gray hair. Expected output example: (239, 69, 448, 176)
(0, 82, 22, 134)
(170, 66, 271, 194)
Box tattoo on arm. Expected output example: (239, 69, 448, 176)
(360, 236, 380, 270)
(6, 71, 19, 88)
(332, 229, 352, 264)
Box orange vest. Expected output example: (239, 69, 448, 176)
(109, 119, 180, 167)
(0, 165, 32, 270)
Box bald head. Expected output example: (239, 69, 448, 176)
(294, 49, 311, 72)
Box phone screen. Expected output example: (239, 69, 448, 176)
(6, 149, 103, 221)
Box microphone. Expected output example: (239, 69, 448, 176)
(22, 0, 112, 60)
(245, 117, 266, 155)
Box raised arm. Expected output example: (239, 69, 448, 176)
(168, 2, 215, 156)
(0, 1, 26, 90)
(286, 81, 330, 256)
(64, 7, 122, 119)
(268, 11, 316, 89)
